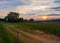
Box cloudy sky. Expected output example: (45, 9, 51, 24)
(0, 0, 60, 20)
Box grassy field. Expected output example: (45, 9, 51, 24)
(9, 21, 60, 37)
(0, 22, 23, 43)
(0, 21, 60, 43)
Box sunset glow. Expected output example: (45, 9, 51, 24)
(42, 16, 47, 20)
(0, 0, 60, 20)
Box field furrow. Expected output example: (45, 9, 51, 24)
(4, 23, 60, 43)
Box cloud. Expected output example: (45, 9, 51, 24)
(50, 7, 60, 11)
(54, 0, 60, 3)
(0, 0, 55, 8)
(11, 5, 50, 15)
(31, 0, 54, 6)
(0, 1, 9, 5)
(0, 0, 31, 9)
(0, 0, 60, 19)
(0, 0, 55, 13)
(0, 0, 30, 5)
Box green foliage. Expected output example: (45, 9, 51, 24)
(8, 12, 19, 18)
(0, 22, 11, 43)
(0, 21, 60, 43)
(5, 12, 19, 22)
(0, 22, 23, 43)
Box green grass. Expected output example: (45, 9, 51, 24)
(14, 21, 60, 37)
(26, 21, 60, 37)
(0, 21, 60, 43)
(0, 22, 23, 43)
(0, 22, 11, 43)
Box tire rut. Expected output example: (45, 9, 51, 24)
(5, 24, 43, 43)
(5, 24, 60, 43)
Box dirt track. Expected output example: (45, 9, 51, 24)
(4, 24, 60, 43)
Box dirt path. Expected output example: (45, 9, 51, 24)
(5, 24, 60, 43)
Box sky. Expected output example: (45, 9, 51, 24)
(0, 0, 60, 20)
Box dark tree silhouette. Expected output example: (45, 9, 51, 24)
(24, 19, 28, 21)
(17, 18, 23, 22)
(5, 12, 19, 22)
(4, 16, 9, 22)
(29, 19, 34, 21)
(0, 18, 4, 21)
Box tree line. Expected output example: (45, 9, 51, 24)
(0, 12, 34, 22)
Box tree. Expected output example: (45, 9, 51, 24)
(17, 18, 23, 22)
(29, 19, 34, 21)
(24, 19, 28, 21)
(4, 16, 9, 22)
(5, 12, 19, 22)
(0, 18, 4, 21)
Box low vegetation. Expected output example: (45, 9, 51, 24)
(0, 21, 60, 43)
(15, 21, 60, 37)
(0, 12, 60, 43)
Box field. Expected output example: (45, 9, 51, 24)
(0, 21, 60, 43)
